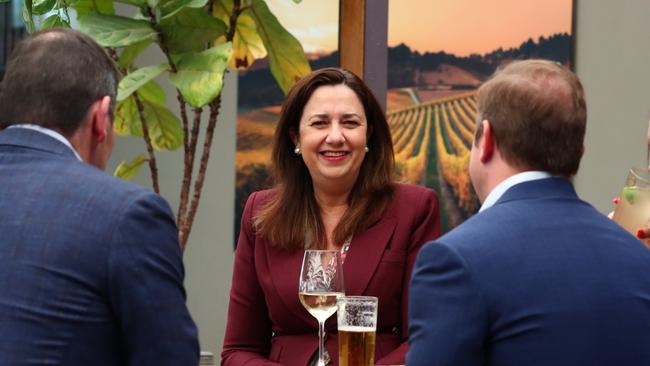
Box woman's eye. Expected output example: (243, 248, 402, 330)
(343, 120, 359, 126)
(310, 121, 327, 127)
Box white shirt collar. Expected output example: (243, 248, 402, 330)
(7, 124, 82, 161)
(479, 171, 553, 212)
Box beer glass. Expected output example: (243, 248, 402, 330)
(612, 168, 650, 236)
(299, 250, 345, 366)
(337, 296, 378, 366)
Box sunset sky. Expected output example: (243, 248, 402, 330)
(388, 0, 573, 56)
(266, 0, 572, 56)
(266, 0, 339, 53)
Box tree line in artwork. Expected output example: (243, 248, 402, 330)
(234, 32, 573, 236)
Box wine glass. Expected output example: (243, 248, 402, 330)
(299, 250, 345, 366)
(612, 168, 650, 238)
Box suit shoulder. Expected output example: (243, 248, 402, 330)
(391, 183, 438, 212)
(244, 188, 276, 209)
(393, 183, 437, 200)
(64, 162, 161, 207)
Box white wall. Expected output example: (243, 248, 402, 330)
(574, 0, 650, 212)
(108, 48, 237, 356)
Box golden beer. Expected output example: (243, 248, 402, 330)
(338, 326, 375, 366)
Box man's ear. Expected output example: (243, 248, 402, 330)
(91, 96, 112, 143)
(479, 120, 495, 163)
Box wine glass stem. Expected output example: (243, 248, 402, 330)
(318, 320, 326, 365)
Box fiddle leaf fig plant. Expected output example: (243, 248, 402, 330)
(23, 0, 311, 249)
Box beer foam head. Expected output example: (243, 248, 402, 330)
(338, 325, 375, 332)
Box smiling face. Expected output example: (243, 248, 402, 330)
(296, 84, 368, 194)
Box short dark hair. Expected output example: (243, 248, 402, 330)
(475, 59, 587, 177)
(0, 28, 119, 134)
(256, 67, 395, 250)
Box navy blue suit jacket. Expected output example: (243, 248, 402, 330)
(0, 128, 199, 365)
(407, 177, 650, 366)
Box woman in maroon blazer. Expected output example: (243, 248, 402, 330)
(222, 68, 441, 366)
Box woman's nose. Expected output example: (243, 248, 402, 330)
(325, 123, 345, 144)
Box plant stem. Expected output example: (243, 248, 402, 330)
(178, 108, 202, 233)
(179, 97, 221, 249)
(143, 5, 196, 229)
(106, 48, 160, 192)
(133, 93, 160, 194)
(226, 0, 242, 41)
(177, 95, 191, 228)
(178, 1, 242, 248)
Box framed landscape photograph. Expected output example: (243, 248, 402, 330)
(386, 0, 575, 232)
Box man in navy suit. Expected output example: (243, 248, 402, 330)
(0, 29, 199, 365)
(407, 59, 650, 365)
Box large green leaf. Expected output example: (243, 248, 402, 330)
(143, 100, 183, 150)
(159, 0, 207, 20)
(22, 0, 35, 33)
(32, 0, 56, 15)
(117, 63, 169, 102)
(118, 40, 152, 69)
(169, 42, 232, 108)
(159, 8, 226, 53)
(147, 0, 159, 10)
(231, 11, 267, 70)
(112, 0, 146, 7)
(138, 80, 167, 106)
(114, 94, 182, 150)
(69, 0, 115, 16)
(249, 0, 310, 94)
(41, 14, 71, 29)
(78, 13, 156, 48)
(114, 95, 139, 136)
(114, 154, 147, 180)
(222, 6, 266, 70)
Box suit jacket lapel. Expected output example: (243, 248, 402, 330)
(343, 215, 397, 296)
(264, 213, 398, 322)
(266, 241, 313, 323)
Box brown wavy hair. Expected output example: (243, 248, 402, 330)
(255, 68, 395, 250)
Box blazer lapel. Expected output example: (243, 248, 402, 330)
(343, 215, 397, 296)
(264, 213, 398, 323)
(265, 242, 313, 322)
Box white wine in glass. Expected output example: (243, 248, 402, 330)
(299, 250, 344, 366)
(612, 168, 650, 235)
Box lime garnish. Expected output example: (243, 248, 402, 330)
(623, 186, 637, 204)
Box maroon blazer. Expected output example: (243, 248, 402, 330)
(222, 184, 441, 366)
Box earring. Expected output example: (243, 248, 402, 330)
(294, 146, 301, 155)
(364, 146, 369, 153)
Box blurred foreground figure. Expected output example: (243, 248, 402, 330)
(0, 29, 199, 366)
(407, 59, 650, 366)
